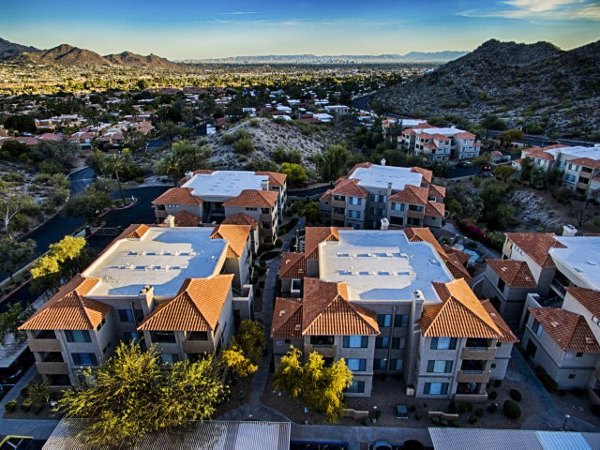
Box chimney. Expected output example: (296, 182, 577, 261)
(380, 218, 389, 231)
(139, 285, 155, 315)
(387, 182, 393, 197)
(261, 179, 269, 190)
(164, 215, 176, 228)
(413, 290, 424, 301)
(380, 158, 386, 166)
(562, 224, 577, 236)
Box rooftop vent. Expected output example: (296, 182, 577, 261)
(294, 324, 302, 331)
(550, 321, 559, 328)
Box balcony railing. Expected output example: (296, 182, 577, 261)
(29, 339, 62, 353)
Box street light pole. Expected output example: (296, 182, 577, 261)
(562, 414, 570, 431)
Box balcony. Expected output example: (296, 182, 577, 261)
(29, 339, 62, 353)
(36, 361, 68, 375)
(457, 370, 491, 384)
(461, 347, 496, 360)
(183, 340, 214, 354)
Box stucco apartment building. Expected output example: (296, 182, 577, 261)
(152, 170, 286, 245)
(513, 144, 600, 198)
(19, 224, 255, 390)
(319, 163, 446, 230)
(272, 227, 516, 400)
(400, 125, 481, 161)
(482, 232, 600, 326)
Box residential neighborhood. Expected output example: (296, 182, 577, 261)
(1, 6, 600, 448)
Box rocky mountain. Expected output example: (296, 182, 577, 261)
(6, 40, 177, 69)
(374, 39, 600, 138)
(0, 37, 38, 59)
(104, 51, 178, 68)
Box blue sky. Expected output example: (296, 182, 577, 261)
(1, 0, 599, 59)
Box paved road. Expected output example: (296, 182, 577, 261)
(486, 130, 596, 148)
(352, 94, 376, 112)
(288, 184, 331, 199)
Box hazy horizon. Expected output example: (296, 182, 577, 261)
(2, 0, 599, 59)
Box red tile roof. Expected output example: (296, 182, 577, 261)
(389, 185, 429, 205)
(421, 278, 502, 339)
(301, 278, 379, 336)
(569, 158, 600, 170)
(305, 227, 346, 260)
(19, 276, 108, 330)
(330, 178, 369, 198)
(487, 260, 537, 288)
(222, 212, 259, 230)
(529, 307, 600, 353)
(210, 224, 251, 257)
(279, 252, 306, 279)
(429, 184, 447, 198)
(566, 287, 600, 317)
(138, 275, 233, 332)
(152, 188, 202, 206)
(411, 167, 433, 184)
(505, 233, 565, 268)
(255, 171, 287, 187)
(271, 298, 303, 339)
(425, 201, 445, 218)
(173, 210, 200, 227)
(223, 189, 278, 208)
(125, 224, 150, 239)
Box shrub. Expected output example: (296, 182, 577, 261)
(486, 403, 498, 414)
(4, 399, 17, 412)
(503, 399, 521, 420)
(414, 413, 422, 421)
(458, 403, 472, 414)
(407, 404, 416, 413)
(493, 379, 502, 388)
(488, 391, 498, 400)
(509, 389, 522, 402)
(474, 407, 484, 417)
(590, 404, 600, 417)
(21, 397, 32, 411)
(20, 387, 29, 398)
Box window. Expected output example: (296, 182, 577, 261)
(123, 332, 141, 343)
(576, 352, 583, 358)
(118, 309, 143, 323)
(532, 319, 543, 337)
(430, 337, 457, 350)
(392, 337, 406, 349)
(491, 363, 497, 369)
(150, 331, 176, 343)
(377, 314, 392, 327)
(424, 382, 449, 396)
(188, 331, 208, 341)
(348, 210, 361, 219)
(346, 358, 367, 372)
(391, 202, 405, 212)
(374, 358, 388, 370)
(568, 373, 576, 380)
(333, 195, 345, 201)
(349, 197, 362, 206)
(375, 336, 389, 349)
(261, 208, 271, 214)
(65, 330, 91, 343)
(497, 278, 506, 292)
(394, 314, 409, 328)
(71, 353, 98, 367)
(427, 360, 453, 373)
(310, 335, 334, 346)
(245, 207, 257, 211)
(346, 380, 365, 393)
(343, 335, 368, 348)
(391, 359, 403, 371)
(408, 204, 424, 212)
(159, 353, 179, 365)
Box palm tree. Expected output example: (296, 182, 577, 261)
(97, 151, 128, 204)
(156, 152, 181, 186)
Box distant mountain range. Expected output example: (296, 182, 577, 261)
(0, 38, 178, 68)
(374, 38, 600, 138)
(0, 37, 39, 59)
(186, 51, 467, 64)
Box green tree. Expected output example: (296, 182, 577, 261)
(494, 165, 516, 182)
(0, 303, 34, 345)
(234, 320, 265, 363)
(0, 194, 37, 235)
(481, 114, 507, 131)
(274, 348, 353, 422)
(316, 144, 352, 183)
(529, 166, 548, 189)
(4, 115, 36, 133)
(221, 345, 258, 378)
(63, 185, 112, 225)
(0, 237, 36, 282)
(155, 141, 211, 185)
(281, 162, 308, 187)
(56, 342, 227, 447)
(93, 150, 129, 204)
(305, 202, 321, 223)
(498, 129, 524, 147)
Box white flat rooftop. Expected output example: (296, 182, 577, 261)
(318, 230, 452, 302)
(182, 171, 268, 202)
(415, 127, 465, 136)
(551, 236, 600, 290)
(349, 164, 423, 192)
(84, 228, 226, 297)
(546, 145, 600, 161)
